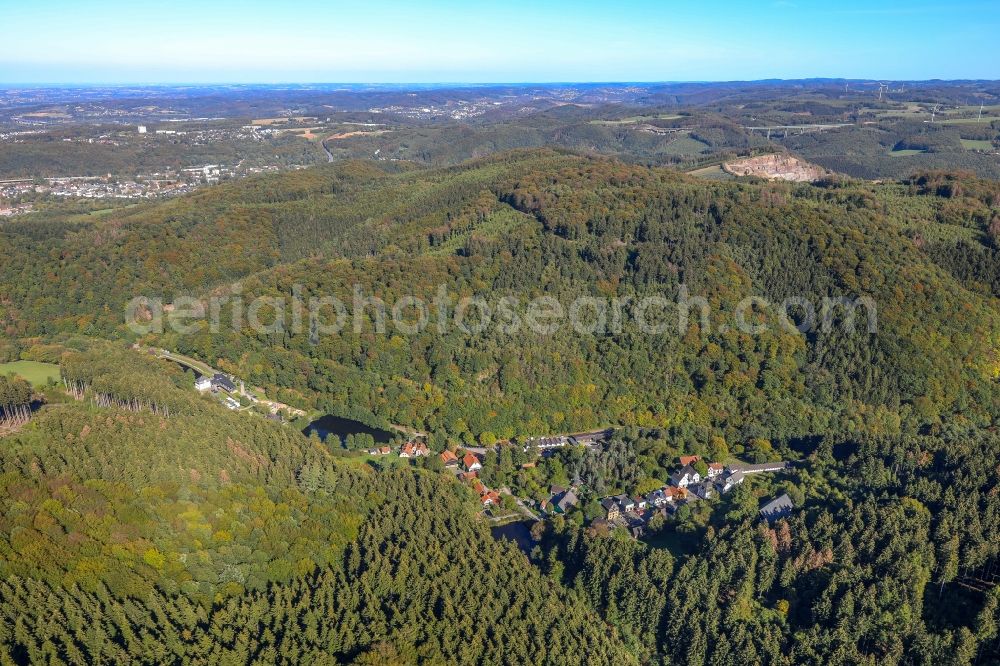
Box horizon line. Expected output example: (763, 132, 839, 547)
(3, 77, 999, 88)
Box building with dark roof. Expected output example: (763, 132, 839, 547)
(670, 464, 700, 488)
(601, 497, 622, 520)
(759, 493, 794, 522)
(693, 482, 715, 500)
(212, 373, 236, 393)
(556, 490, 579, 513)
(717, 470, 745, 493)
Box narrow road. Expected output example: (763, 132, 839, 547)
(498, 488, 541, 521)
(484, 512, 522, 523)
(320, 138, 334, 162)
(515, 498, 540, 521)
(154, 348, 215, 376)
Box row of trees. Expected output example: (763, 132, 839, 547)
(60, 346, 200, 417)
(0, 375, 32, 427)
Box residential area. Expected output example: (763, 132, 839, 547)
(592, 456, 794, 538)
(331, 425, 799, 537)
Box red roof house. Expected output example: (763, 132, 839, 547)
(462, 453, 482, 472)
(481, 490, 500, 507)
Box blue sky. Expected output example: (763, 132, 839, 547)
(1, 0, 997, 83)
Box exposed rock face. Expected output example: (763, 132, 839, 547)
(722, 154, 828, 182)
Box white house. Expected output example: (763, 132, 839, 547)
(530, 436, 569, 450)
(647, 488, 668, 508)
(719, 471, 745, 493)
(670, 464, 701, 488)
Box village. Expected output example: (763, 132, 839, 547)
(591, 457, 795, 535)
(363, 432, 797, 533)
(0, 172, 204, 204)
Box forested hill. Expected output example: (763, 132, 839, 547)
(0, 344, 635, 664)
(1, 149, 999, 664)
(1, 149, 999, 445)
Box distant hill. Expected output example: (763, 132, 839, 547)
(2, 149, 997, 444)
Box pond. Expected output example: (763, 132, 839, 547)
(490, 521, 535, 555)
(302, 414, 395, 444)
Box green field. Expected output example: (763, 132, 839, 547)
(939, 117, 996, 125)
(687, 164, 735, 180)
(889, 148, 927, 156)
(0, 361, 60, 387)
(63, 202, 144, 223)
(961, 139, 994, 151)
(589, 114, 683, 125)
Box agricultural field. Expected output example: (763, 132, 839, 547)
(589, 114, 683, 125)
(961, 138, 995, 151)
(0, 361, 60, 387)
(686, 164, 734, 180)
(939, 117, 996, 125)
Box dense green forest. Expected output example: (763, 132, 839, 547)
(0, 343, 996, 663)
(0, 347, 634, 664)
(2, 150, 999, 443)
(524, 424, 1000, 665)
(0, 148, 998, 663)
